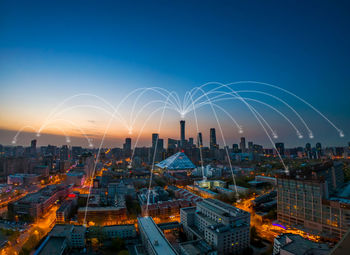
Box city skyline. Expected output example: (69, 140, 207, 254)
(1, 1, 350, 147)
(2, 121, 348, 151)
(1, 2, 350, 254)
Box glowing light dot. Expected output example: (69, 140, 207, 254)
(309, 134, 314, 139)
(12, 140, 16, 144)
(339, 132, 344, 138)
(238, 129, 243, 134)
(89, 144, 93, 147)
(36, 133, 41, 137)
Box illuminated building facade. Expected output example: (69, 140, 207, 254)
(8, 184, 73, 221)
(77, 206, 127, 225)
(181, 198, 250, 254)
(277, 161, 350, 239)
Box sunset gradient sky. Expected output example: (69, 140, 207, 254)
(1, 0, 349, 148)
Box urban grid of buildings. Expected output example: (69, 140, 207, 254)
(0, 120, 349, 255)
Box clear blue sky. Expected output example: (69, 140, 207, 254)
(0, 0, 349, 147)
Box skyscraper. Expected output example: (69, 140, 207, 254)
(240, 137, 246, 153)
(31, 139, 37, 150)
(316, 142, 322, 159)
(197, 132, 203, 147)
(167, 138, 177, 150)
(60, 145, 69, 160)
(30, 139, 37, 156)
(157, 139, 164, 150)
(232, 144, 239, 153)
(210, 128, 217, 150)
(248, 141, 253, 152)
(275, 142, 285, 156)
(123, 138, 132, 157)
(180, 120, 185, 142)
(152, 133, 159, 149)
(305, 143, 312, 159)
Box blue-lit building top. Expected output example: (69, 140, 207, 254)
(156, 152, 195, 170)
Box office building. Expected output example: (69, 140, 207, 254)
(30, 139, 37, 156)
(248, 141, 253, 152)
(197, 132, 203, 147)
(316, 142, 322, 159)
(273, 233, 330, 255)
(277, 161, 350, 239)
(168, 138, 178, 150)
(240, 137, 246, 153)
(209, 128, 217, 150)
(181, 198, 250, 254)
(138, 216, 177, 255)
(123, 138, 132, 157)
(306, 143, 312, 159)
(180, 120, 186, 143)
(60, 145, 69, 161)
(102, 224, 137, 239)
(77, 206, 127, 225)
(152, 133, 159, 149)
(9, 184, 73, 221)
(275, 142, 285, 156)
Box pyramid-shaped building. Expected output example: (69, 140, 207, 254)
(156, 152, 196, 172)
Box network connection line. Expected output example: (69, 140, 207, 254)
(192, 86, 240, 198)
(82, 87, 184, 224)
(234, 90, 313, 138)
(37, 118, 93, 147)
(188, 101, 242, 132)
(186, 87, 312, 138)
(129, 107, 170, 167)
(130, 100, 177, 130)
(146, 95, 173, 215)
(188, 92, 278, 140)
(12, 125, 38, 144)
(42, 93, 128, 133)
(193, 93, 303, 138)
(41, 104, 131, 131)
(129, 88, 181, 125)
(11, 80, 344, 225)
(188, 91, 205, 178)
(188, 81, 342, 137)
(192, 83, 289, 171)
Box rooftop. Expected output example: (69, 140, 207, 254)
(156, 152, 195, 170)
(77, 206, 125, 212)
(36, 236, 66, 255)
(138, 217, 177, 255)
(276, 233, 330, 254)
(278, 161, 341, 181)
(180, 240, 212, 255)
(198, 198, 249, 218)
(15, 184, 66, 204)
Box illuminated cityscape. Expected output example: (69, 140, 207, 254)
(1, 1, 350, 255)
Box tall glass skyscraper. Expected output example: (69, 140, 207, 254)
(180, 120, 185, 142)
(210, 128, 217, 149)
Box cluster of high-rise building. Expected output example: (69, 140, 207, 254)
(8, 183, 73, 221)
(276, 161, 350, 240)
(1, 119, 350, 255)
